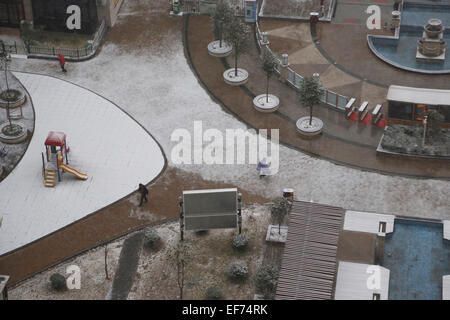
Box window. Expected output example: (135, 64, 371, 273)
(388, 101, 413, 120)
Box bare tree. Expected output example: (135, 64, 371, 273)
(104, 244, 110, 280)
(271, 197, 290, 234)
(211, 1, 233, 48)
(224, 16, 250, 76)
(0, 42, 12, 127)
(261, 50, 277, 103)
(167, 241, 192, 300)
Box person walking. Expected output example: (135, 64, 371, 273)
(58, 54, 67, 73)
(138, 183, 148, 207)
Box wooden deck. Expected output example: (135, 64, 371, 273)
(275, 201, 344, 300)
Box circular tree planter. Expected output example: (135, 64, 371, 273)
(253, 94, 280, 113)
(223, 68, 249, 86)
(207, 40, 233, 57)
(0, 89, 26, 109)
(0, 121, 28, 144)
(296, 117, 323, 136)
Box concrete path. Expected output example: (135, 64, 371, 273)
(0, 73, 165, 255)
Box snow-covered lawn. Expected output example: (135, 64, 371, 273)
(0, 73, 165, 255)
(5, 0, 450, 246)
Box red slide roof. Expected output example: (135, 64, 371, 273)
(45, 131, 66, 146)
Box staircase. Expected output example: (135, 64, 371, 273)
(44, 169, 56, 188)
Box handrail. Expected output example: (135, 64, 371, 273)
(4, 20, 107, 61)
(255, 18, 349, 110)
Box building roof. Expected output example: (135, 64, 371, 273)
(387, 85, 450, 106)
(275, 201, 344, 300)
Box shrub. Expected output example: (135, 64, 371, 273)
(143, 228, 161, 250)
(195, 230, 209, 236)
(232, 234, 249, 252)
(254, 264, 279, 299)
(50, 273, 66, 291)
(228, 260, 248, 282)
(205, 286, 223, 300)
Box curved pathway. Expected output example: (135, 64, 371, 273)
(187, 15, 450, 179)
(1, 0, 449, 286)
(0, 72, 165, 256)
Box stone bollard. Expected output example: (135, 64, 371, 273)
(279, 53, 290, 83)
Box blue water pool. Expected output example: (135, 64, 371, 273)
(367, 1, 450, 73)
(382, 219, 450, 300)
(371, 31, 450, 71)
(402, 6, 450, 27)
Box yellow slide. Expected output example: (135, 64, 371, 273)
(58, 154, 88, 180)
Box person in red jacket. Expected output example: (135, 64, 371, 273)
(58, 54, 67, 73)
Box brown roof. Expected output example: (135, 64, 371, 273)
(276, 201, 344, 300)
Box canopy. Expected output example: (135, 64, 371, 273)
(45, 131, 66, 147)
(387, 85, 450, 106)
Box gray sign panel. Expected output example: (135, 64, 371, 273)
(183, 188, 238, 231)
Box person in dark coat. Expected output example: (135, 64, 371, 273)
(58, 54, 67, 73)
(138, 183, 148, 207)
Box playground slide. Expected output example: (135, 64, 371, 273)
(59, 163, 88, 180)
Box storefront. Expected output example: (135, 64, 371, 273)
(31, 0, 98, 34)
(0, 0, 24, 27)
(387, 85, 450, 128)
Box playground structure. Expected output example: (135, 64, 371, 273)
(41, 131, 88, 188)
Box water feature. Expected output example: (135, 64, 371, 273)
(368, 0, 450, 73)
(382, 219, 450, 300)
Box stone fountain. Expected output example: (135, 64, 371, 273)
(416, 18, 446, 61)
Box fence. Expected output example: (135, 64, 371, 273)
(255, 20, 349, 111)
(3, 20, 107, 61)
(181, 0, 245, 16)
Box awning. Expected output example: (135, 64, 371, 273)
(387, 85, 450, 106)
(45, 131, 66, 147)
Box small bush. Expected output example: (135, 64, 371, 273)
(50, 273, 66, 291)
(232, 234, 249, 252)
(254, 264, 279, 299)
(205, 286, 223, 300)
(195, 230, 209, 236)
(228, 260, 248, 282)
(143, 228, 161, 250)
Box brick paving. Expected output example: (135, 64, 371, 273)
(187, 14, 450, 178)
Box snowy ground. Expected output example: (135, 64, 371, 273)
(0, 73, 165, 255)
(5, 0, 450, 232)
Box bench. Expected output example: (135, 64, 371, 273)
(372, 104, 383, 124)
(345, 98, 356, 119)
(358, 101, 369, 121)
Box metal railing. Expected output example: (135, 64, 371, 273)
(255, 20, 349, 111)
(181, 0, 245, 16)
(3, 20, 107, 61)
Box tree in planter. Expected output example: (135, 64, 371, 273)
(211, 1, 233, 48)
(167, 241, 192, 300)
(224, 16, 250, 76)
(0, 44, 12, 127)
(298, 76, 322, 126)
(427, 109, 445, 137)
(271, 197, 290, 235)
(261, 50, 278, 103)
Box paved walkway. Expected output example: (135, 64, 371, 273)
(189, 14, 450, 178)
(1, 0, 449, 286)
(0, 72, 165, 256)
